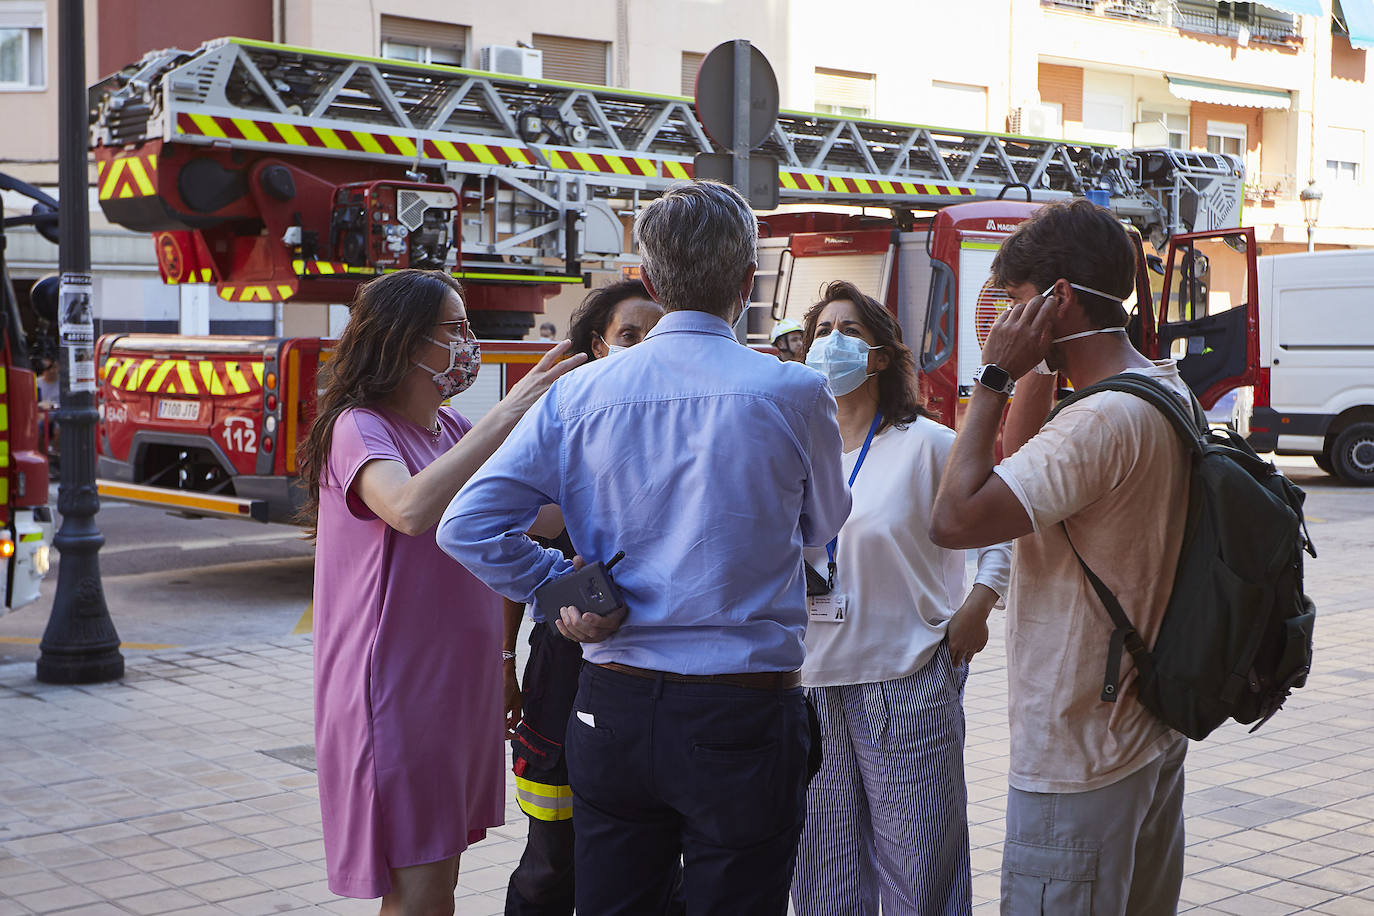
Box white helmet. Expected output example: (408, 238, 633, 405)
(770, 318, 804, 343)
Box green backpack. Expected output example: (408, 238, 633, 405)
(1047, 373, 1317, 741)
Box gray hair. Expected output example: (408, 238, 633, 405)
(633, 180, 758, 317)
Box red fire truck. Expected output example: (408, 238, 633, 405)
(88, 38, 1257, 522)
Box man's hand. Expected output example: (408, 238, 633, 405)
(947, 584, 998, 667)
(981, 292, 1059, 380)
(555, 605, 627, 643)
(548, 554, 629, 643)
(503, 661, 522, 739)
(499, 339, 587, 416)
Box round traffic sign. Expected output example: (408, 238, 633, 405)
(694, 41, 780, 152)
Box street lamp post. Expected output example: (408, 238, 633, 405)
(1299, 179, 1323, 253)
(37, 0, 122, 684)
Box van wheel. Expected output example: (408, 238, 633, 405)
(1331, 422, 1374, 486)
(1314, 451, 1334, 475)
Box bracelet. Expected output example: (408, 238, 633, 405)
(502, 650, 516, 661)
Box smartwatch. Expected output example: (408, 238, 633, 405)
(974, 364, 1015, 396)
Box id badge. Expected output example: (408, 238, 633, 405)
(808, 593, 849, 623)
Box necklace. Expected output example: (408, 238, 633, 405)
(426, 418, 441, 440)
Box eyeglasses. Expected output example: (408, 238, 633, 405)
(435, 318, 474, 340)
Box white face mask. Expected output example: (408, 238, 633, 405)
(1030, 282, 1127, 375)
(806, 331, 881, 396)
(595, 332, 627, 358)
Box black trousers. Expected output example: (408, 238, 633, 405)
(565, 664, 812, 916)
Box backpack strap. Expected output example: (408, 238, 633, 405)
(1045, 372, 1199, 704)
(1062, 525, 1157, 703)
(1046, 372, 1207, 458)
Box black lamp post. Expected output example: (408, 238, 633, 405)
(37, 0, 122, 684)
(1299, 179, 1323, 253)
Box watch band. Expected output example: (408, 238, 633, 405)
(974, 364, 1015, 395)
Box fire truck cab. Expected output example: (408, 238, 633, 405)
(759, 200, 1260, 425)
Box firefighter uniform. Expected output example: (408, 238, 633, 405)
(506, 529, 582, 915)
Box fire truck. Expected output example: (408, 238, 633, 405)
(0, 174, 54, 611)
(88, 37, 1259, 522)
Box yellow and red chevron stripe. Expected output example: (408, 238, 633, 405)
(781, 170, 976, 197)
(544, 149, 657, 177)
(176, 113, 421, 158)
(292, 260, 381, 276)
(217, 284, 296, 303)
(102, 356, 266, 397)
(97, 152, 159, 201)
(421, 139, 535, 166)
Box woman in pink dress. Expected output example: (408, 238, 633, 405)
(297, 270, 583, 913)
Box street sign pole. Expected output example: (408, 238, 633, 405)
(731, 39, 752, 201)
(38, 0, 122, 684)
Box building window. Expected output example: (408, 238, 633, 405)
(1206, 120, 1247, 156)
(0, 1, 44, 90)
(379, 15, 467, 67)
(1326, 159, 1360, 182)
(815, 67, 876, 118)
(1325, 127, 1364, 183)
(681, 51, 704, 97)
(928, 81, 987, 130)
(531, 34, 610, 85)
(1140, 109, 1189, 149)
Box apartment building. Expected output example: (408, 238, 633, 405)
(1, 0, 1370, 335)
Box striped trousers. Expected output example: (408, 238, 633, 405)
(791, 641, 972, 916)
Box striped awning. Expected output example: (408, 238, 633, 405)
(1258, 0, 1323, 15)
(1166, 77, 1292, 110)
(1337, 0, 1374, 50)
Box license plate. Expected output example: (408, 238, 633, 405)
(156, 398, 201, 421)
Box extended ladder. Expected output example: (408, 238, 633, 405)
(91, 37, 1241, 267)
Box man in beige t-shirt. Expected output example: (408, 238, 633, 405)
(931, 199, 1191, 916)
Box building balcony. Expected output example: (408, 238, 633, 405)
(1042, 0, 1304, 48)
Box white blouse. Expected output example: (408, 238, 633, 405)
(801, 416, 1012, 687)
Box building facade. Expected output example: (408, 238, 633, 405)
(1, 0, 1370, 336)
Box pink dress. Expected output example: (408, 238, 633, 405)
(313, 406, 504, 898)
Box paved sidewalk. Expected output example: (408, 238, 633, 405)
(2, 463, 1372, 914)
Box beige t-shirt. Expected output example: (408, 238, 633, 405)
(992, 362, 1190, 793)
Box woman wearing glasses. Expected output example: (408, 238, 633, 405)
(297, 270, 584, 913)
(790, 280, 1011, 916)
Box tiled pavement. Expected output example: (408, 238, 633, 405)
(2, 468, 1372, 914)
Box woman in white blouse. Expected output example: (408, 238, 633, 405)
(790, 280, 1011, 916)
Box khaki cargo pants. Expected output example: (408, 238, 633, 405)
(1001, 736, 1187, 916)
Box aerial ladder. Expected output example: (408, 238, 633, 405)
(90, 37, 1244, 335)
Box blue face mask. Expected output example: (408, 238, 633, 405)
(806, 331, 880, 396)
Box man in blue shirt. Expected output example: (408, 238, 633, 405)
(439, 180, 849, 915)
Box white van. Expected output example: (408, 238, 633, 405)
(1241, 249, 1374, 486)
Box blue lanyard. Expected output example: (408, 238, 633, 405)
(825, 412, 882, 589)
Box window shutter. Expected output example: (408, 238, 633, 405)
(814, 67, 876, 114)
(1038, 63, 1083, 123)
(0, 1, 43, 29)
(531, 34, 609, 85)
(682, 51, 704, 97)
(379, 15, 467, 60)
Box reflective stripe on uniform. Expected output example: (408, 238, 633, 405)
(513, 774, 573, 822)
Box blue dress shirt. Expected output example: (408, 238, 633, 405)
(437, 309, 851, 674)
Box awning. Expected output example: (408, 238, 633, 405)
(1166, 76, 1292, 110)
(1259, 0, 1324, 15)
(1337, 0, 1374, 50)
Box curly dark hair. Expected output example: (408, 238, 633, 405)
(568, 279, 653, 361)
(295, 269, 463, 535)
(990, 198, 1136, 327)
(801, 280, 934, 430)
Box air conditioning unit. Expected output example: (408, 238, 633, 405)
(480, 45, 543, 79)
(1009, 104, 1063, 139)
